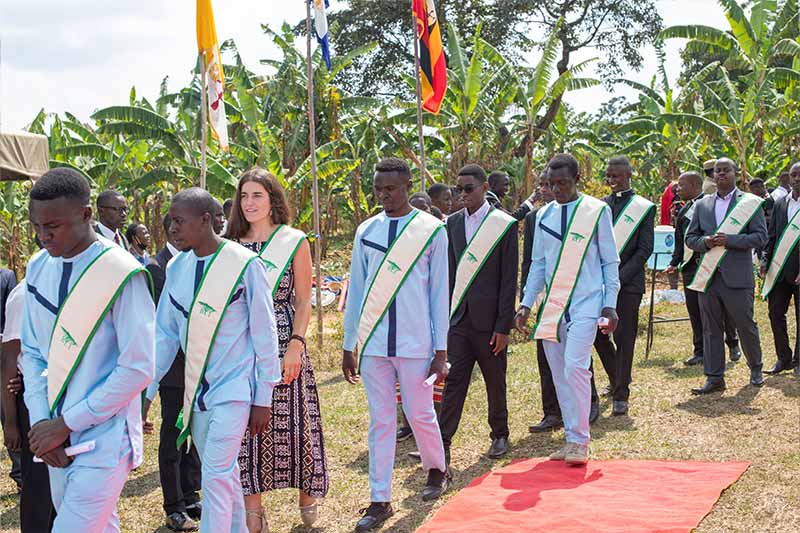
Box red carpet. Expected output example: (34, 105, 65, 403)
(417, 459, 749, 532)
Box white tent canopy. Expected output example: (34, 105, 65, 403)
(0, 132, 49, 181)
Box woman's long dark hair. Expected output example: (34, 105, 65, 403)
(225, 168, 291, 240)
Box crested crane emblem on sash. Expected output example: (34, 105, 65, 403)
(198, 301, 216, 316)
(730, 216, 742, 226)
(623, 214, 635, 224)
(466, 251, 478, 263)
(262, 259, 278, 272)
(60, 326, 77, 350)
(792, 223, 800, 231)
(387, 260, 402, 273)
(569, 232, 586, 242)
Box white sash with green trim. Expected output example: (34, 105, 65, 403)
(533, 196, 607, 342)
(357, 210, 444, 352)
(688, 192, 763, 293)
(450, 208, 515, 316)
(258, 225, 306, 298)
(613, 194, 654, 255)
(48, 246, 145, 414)
(679, 203, 697, 270)
(762, 207, 800, 299)
(177, 241, 256, 447)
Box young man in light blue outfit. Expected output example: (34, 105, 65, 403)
(22, 168, 155, 532)
(145, 188, 281, 533)
(516, 154, 620, 465)
(342, 158, 450, 532)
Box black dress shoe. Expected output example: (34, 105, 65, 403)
(185, 502, 202, 521)
(355, 502, 394, 531)
(612, 400, 628, 416)
(165, 512, 198, 532)
(750, 368, 765, 387)
(691, 378, 726, 395)
(765, 361, 790, 375)
(729, 346, 742, 362)
(421, 469, 450, 501)
(487, 437, 509, 459)
(396, 426, 414, 442)
(589, 402, 600, 424)
(529, 415, 563, 433)
(684, 354, 704, 366)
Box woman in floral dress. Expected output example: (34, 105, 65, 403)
(227, 168, 329, 532)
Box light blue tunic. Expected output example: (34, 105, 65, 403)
(343, 210, 450, 357)
(21, 238, 155, 469)
(521, 195, 621, 317)
(146, 245, 281, 409)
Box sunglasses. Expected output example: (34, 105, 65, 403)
(454, 184, 478, 194)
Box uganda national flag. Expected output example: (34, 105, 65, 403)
(412, 0, 447, 114)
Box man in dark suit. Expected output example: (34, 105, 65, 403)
(144, 214, 202, 531)
(522, 174, 600, 431)
(593, 156, 655, 416)
(761, 162, 800, 376)
(93, 190, 130, 249)
(439, 164, 518, 460)
(487, 170, 536, 221)
(686, 158, 767, 393)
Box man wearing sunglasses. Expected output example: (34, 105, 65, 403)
(439, 164, 518, 462)
(93, 190, 130, 249)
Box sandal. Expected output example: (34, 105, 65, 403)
(299, 500, 319, 527)
(246, 507, 269, 533)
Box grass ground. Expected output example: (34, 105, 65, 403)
(0, 299, 798, 532)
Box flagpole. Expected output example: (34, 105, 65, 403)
(412, 8, 427, 192)
(199, 51, 208, 189)
(306, 0, 324, 351)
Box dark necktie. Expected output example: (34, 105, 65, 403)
(561, 205, 568, 238)
(114, 233, 120, 246)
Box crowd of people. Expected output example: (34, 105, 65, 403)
(0, 151, 797, 533)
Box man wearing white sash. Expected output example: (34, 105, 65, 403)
(144, 188, 281, 533)
(22, 169, 155, 532)
(760, 162, 800, 377)
(593, 156, 654, 417)
(342, 158, 450, 532)
(686, 158, 767, 394)
(438, 164, 518, 462)
(516, 154, 620, 466)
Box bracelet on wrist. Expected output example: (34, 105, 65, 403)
(290, 334, 306, 348)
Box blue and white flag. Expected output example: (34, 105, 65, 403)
(312, 0, 331, 71)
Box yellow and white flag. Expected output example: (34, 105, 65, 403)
(197, 0, 229, 151)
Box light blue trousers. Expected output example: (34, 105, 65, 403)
(542, 318, 597, 446)
(361, 356, 446, 502)
(49, 448, 133, 532)
(191, 401, 250, 533)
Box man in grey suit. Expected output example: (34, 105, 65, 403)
(686, 158, 767, 394)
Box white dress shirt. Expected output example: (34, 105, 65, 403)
(464, 201, 490, 242)
(714, 188, 737, 226)
(166, 241, 180, 257)
(788, 193, 800, 222)
(96, 221, 123, 247)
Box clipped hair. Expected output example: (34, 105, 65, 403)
(375, 157, 411, 178)
(427, 182, 450, 199)
(548, 153, 580, 179)
(171, 187, 217, 217)
(29, 167, 91, 203)
(458, 164, 488, 183)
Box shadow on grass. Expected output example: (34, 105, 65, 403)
(674, 383, 763, 417)
(0, 495, 19, 528)
(121, 469, 160, 498)
(765, 374, 800, 398)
